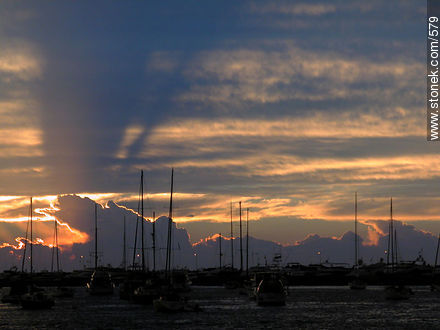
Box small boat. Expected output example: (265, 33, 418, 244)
(384, 285, 412, 300)
(21, 287, 54, 309)
(153, 292, 185, 313)
(87, 270, 114, 295)
(153, 291, 199, 313)
(132, 278, 161, 304)
(255, 273, 287, 306)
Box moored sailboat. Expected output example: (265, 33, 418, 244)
(255, 272, 287, 306)
(86, 203, 114, 295)
(20, 197, 55, 309)
(130, 170, 163, 304)
(349, 192, 366, 290)
(87, 270, 114, 295)
(50, 215, 75, 298)
(153, 169, 199, 313)
(384, 198, 411, 300)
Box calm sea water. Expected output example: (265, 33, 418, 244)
(1, 286, 439, 329)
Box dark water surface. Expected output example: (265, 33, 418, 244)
(1, 286, 439, 329)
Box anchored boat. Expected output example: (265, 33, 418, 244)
(20, 198, 55, 309)
(86, 204, 114, 295)
(255, 272, 287, 306)
(153, 169, 199, 313)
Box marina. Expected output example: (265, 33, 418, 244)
(0, 285, 439, 329)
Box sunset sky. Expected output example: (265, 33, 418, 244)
(0, 1, 436, 268)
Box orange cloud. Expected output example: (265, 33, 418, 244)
(0, 42, 43, 80)
(0, 128, 44, 158)
(0, 195, 88, 249)
(137, 114, 435, 182)
(193, 233, 224, 247)
(142, 113, 423, 149)
(361, 220, 384, 246)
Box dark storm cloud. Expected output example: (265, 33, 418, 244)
(0, 0, 427, 194)
(0, 1, 241, 193)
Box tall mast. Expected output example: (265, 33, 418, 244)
(354, 192, 358, 267)
(239, 201, 243, 272)
(30, 197, 33, 274)
(434, 234, 440, 271)
(390, 198, 394, 271)
(123, 216, 126, 270)
(94, 203, 98, 270)
(166, 168, 174, 275)
(152, 211, 156, 272)
(22, 203, 30, 272)
(386, 221, 390, 266)
(246, 208, 249, 275)
(230, 202, 234, 269)
(51, 216, 60, 272)
(141, 170, 145, 272)
(219, 233, 222, 268)
(56, 217, 59, 271)
(131, 173, 142, 269)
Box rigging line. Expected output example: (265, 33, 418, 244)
(21, 199, 31, 272)
(141, 170, 145, 272)
(166, 168, 174, 275)
(51, 218, 56, 272)
(131, 177, 142, 268)
(56, 218, 60, 271)
(51, 217, 60, 272)
(30, 197, 33, 274)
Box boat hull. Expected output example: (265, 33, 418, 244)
(87, 270, 114, 295)
(153, 298, 185, 313)
(87, 284, 114, 296)
(256, 292, 286, 306)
